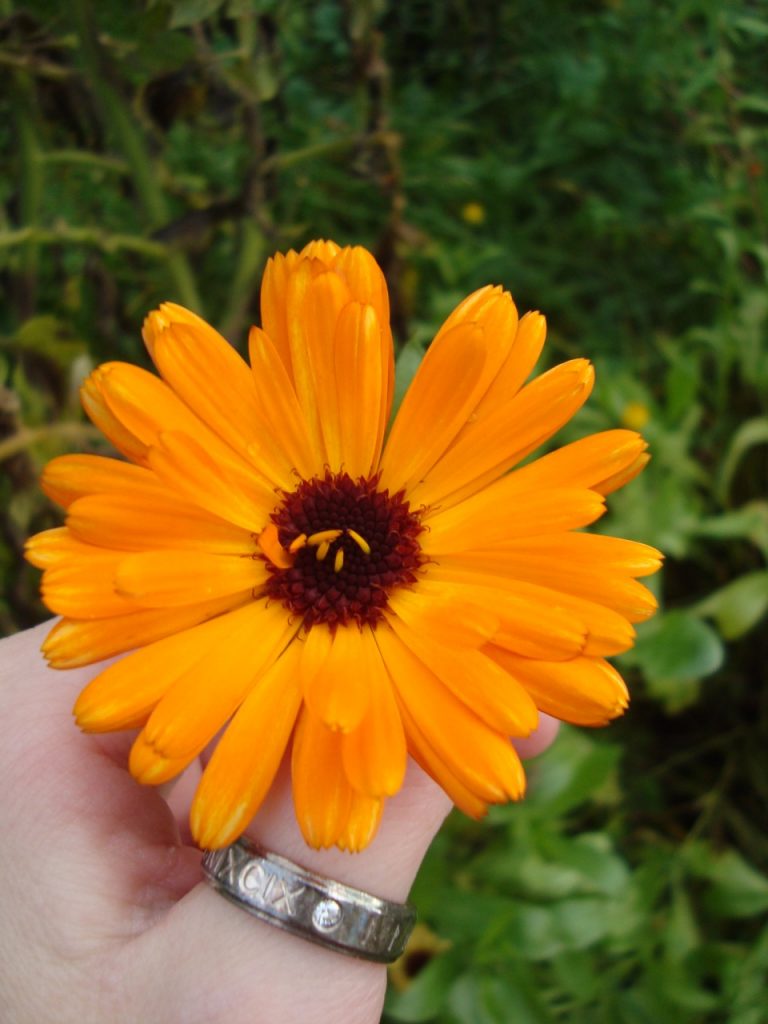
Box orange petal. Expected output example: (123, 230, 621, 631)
(334, 302, 387, 476)
(190, 639, 304, 849)
(473, 533, 663, 577)
(336, 792, 384, 853)
(387, 614, 538, 737)
(142, 600, 296, 759)
(488, 647, 630, 726)
(403, 574, 587, 661)
(341, 629, 407, 797)
(80, 370, 148, 463)
(257, 523, 292, 568)
(152, 322, 295, 490)
(435, 551, 657, 623)
(394, 696, 488, 818)
(429, 561, 638, 657)
(471, 310, 547, 415)
(25, 527, 99, 570)
(375, 626, 526, 803)
(331, 245, 394, 431)
(129, 730, 195, 785)
(67, 492, 255, 554)
(115, 549, 266, 607)
(95, 363, 276, 507)
(291, 705, 353, 849)
(40, 454, 164, 508)
(93, 362, 207, 448)
(387, 585, 499, 650)
(281, 263, 340, 460)
(259, 249, 303, 374)
(300, 239, 341, 265)
(381, 292, 518, 493)
(331, 245, 390, 332)
(41, 593, 249, 669)
(301, 623, 370, 732)
(502, 430, 649, 497)
(142, 301, 217, 361)
(248, 326, 322, 479)
(410, 359, 594, 510)
(423, 485, 606, 554)
(304, 272, 356, 468)
(73, 604, 252, 732)
(595, 452, 650, 495)
(42, 552, 141, 619)
(147, 430, 274, 530)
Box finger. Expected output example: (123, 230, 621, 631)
(0, 625, 202, 941)
(513, 711, 559, 759)
(121, 759, 450, 1024)
(123, 714, 560, 1023)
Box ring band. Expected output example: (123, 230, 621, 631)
(202, 837, 416, 964)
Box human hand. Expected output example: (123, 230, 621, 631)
(0, 622, 558, 1024)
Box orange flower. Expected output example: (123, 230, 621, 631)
(26, 240, 661, 852)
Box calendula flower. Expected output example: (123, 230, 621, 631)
(26, 240, 661, 852)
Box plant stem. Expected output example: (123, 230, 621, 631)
(71, 0, 203, 312)
(0, 422, 102, 463)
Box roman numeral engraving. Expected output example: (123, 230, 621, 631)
(206, 847, 239, 887)
(386, 922, 401, 952)
(240, 863, 305, 916)
(362, 915, 402, 952)
(362, 916, 380, 945)
(221, 846, 240, 887)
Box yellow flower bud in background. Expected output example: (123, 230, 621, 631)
(461, 201, 486, 225)
(621, 401, 650, 431)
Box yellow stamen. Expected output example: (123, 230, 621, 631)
(289, 533, 308, 553)
(347, 529, 371, 555)
(307, 529, 343, 547)
(334, 548, 344, 573)
(316, 541, 331, 561)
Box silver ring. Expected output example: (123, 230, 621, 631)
(202, 837, 416, 964)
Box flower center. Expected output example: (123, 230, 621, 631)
(263, 471, 424, 629)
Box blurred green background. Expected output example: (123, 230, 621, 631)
(1, 1, 767, 1020)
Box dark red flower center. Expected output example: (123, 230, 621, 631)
(264, 471, 424, 629)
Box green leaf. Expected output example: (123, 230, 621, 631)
(477, 832, 629, 902)
(694, 570, 768, 639)
(684, 844, 768, 918)
(484, 893, 635, 962)
(727, 923, 768, 1024)
(737, 95, 768, 116)
(633, 612, 724, 711)
(385, 951, 462, 1022)
(447, 971, 551, 1024)
(664, 887, 700, 963)
(729, 15, 768, 37)
(13, 315, 86, 367)
(520, 727, 621, 817)
(703, 851, 768, 918)
(692, 502, 768, 558)
(717, 417, 768, 502)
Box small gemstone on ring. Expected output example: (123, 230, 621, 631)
(312, 898, 342, 931)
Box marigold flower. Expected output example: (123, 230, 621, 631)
(26, 240, 661, 852)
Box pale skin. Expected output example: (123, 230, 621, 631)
(0, 622, 558, 1024)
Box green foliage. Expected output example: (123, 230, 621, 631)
(1, 0, 766, 1019)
